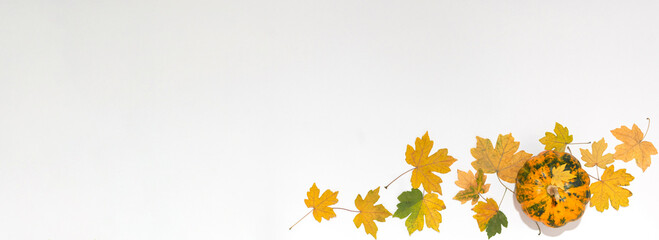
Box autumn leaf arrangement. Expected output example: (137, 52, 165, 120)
(290, 120, 657, 239)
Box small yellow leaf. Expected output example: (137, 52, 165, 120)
(406, 132, 457, 194)
(304, 183, 339, 222)
(550, 164, 576, 187)
(354, 187, 392, 239)
(579, 138, 614, 169)
(539, 122, 573, 152)
(611, 124, 658, 172)
(453, 169, 490, 205)
(472, 198, 499, 232)
(471, 134, 532, 183)
(590, 166, 635, 212)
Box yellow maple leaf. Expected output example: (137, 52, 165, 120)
(472, 198, 499, 232)
(539, 122, 573, 152)
(579, 138, 614, 169)
(470, 134, 533, 183)
(453, 169, 490, 205)
(406, 132, 457, 194)
(611, 124, 658, 172)
(354, 187, 392, 239)
(550, 164, 576, 187)
(304, 183, 339, 222)
(590, 166, 635, 212)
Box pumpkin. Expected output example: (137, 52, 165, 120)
(515, 150, 590, 227)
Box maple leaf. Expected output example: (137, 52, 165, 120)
(590, 166, 635, 212)
(304, 183, 339, 222)
(550, 164, 576, 187)
(579, 138, 614, 169)
(539, 122, 573, 152)
(486, 211, 508, 239)
(472, 198, 498, 231)
(470, 134, 533, 183)
(453, 169, 491, 205)
(611, 124, 658, 172)
(393, 188, 446, 235)
(354, 187, 391, 239)
(472, 198, 507, 239)
(405, 132, 457, 194)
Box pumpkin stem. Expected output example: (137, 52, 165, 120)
(546, 185, 561, 202)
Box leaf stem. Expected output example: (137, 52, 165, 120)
(495, 172, 514, 193)
(289, 210, 312, 230)
(498, 188, 508, 207)
(642, 117, 651, 141)
(332, 207, 360, 213)
(587, 172, 600, 181)
(384, 168, 415, 189)
(596, 167, 600, 180)
(478, 193, 487, 201)
(567, 142, 592, 145)
(535, 221, 542, 235)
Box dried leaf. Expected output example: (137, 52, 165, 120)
(354, 187, 392, 239)
(453, 169, 490, 205)
(579, 138, 614, 169)
(472, 198, 507, 238)
(406, 132, 457, 194)
(471, 134, 532, 183)
(539, 122, 573, 152)
(550, 164, 576, 186)
(304, 183, 339, 222)
(590, 166, 634, 212)
(393, 188, 446, 235)
(486, 211, 507, 239)
(611, 124, 657, 171)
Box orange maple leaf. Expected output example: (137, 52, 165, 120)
(453, 169, 490, 205)
(611, 124, 658, 172)
(405, 132, 457, 194)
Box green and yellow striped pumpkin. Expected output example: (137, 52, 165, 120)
(515, 150, 590, 227)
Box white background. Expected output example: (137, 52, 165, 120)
(1, 0, 658, 239)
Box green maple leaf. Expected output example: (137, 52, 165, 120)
(393, 188, 445, 235)
(486, 211, 508, 239)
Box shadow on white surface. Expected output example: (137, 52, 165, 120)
(512, 192, 582, 237)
